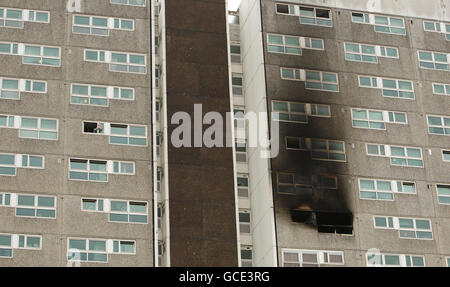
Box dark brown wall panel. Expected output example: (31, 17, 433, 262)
(165, 0, 238, 266)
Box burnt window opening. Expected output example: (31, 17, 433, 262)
(84, 122, 104, 134)
(316, 9, 330, 19)
(286, 137, 306, 150)
(316, 212, 353, 235)
(276, 4, 289, 14)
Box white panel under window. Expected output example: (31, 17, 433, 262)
(105, 51, 112, 63)
(104, 199, 111, 212)
(384, 145, 391, 157)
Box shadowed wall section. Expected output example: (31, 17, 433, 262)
(165, 0, 238, 266)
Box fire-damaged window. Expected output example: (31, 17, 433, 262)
(277, 172, 353, 235)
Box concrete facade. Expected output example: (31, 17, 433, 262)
(0, 0, 153, 266)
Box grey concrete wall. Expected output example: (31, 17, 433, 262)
(260, 0, 450, 266)
(0, 0, 153, 266)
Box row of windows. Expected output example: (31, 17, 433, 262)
(0, 153, 44, 176)
(0, 42, 60, 66)
(69, 158, 134, 182)
(83, 121, 148, 146)
(373, 216, 433, 240)
(281, 67, 449, 99)
(71, 83, 135, 106)
(344, 42, 399, 63)
(351, 108, 407, 129)
(67, 238, 135, 263)
(359, 178, 415, 201)
(282, 249, 435, 267)
(267, 34, 324, 55)
(0, 77, 46, 100)
(271, 100, 330, 123)
(72, 14, 134, 36)
(81, 198, 148, 224)
(276, 2, 449, 43)
(0, 42, 149, 73)
(0, 114, 58, 140)
(84, 49, 146, 74)
(280, 67, 339, 92)
(0, 193, 55, 218)
(284, 137, 346, 162)
(0, 7, 49, 29)
(0, 234, 41, 258)
(366, 144, 424, 167)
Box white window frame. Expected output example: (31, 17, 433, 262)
(68, 158, 108, 182)
(298, 5, 333, 27)
(366, 252, 425, 267)
(19, 116, 58, 141)
(22, 44, 61, 67)
(309, 138, 346, 162)
(275, 3, 297, 16)
(351, 108, 408, 130)
(437, 184, 450, 205)
(110, 52, 147, 74)
(432, 82, 450, 96)
(15, 194, 56, 219)
(373, 14, 406, 35)
(418, 50, 450, 71)
(110, 0, 146, 7)
(0, 41, 18, 55)
(111, 161, 136, 175)
(108, 200, 148, 224)
(81, 198, 105, 213)
(16, 234, 42, 250)
(442, 150, 450, 162)
(427, 114, 450, 136)
(282, 249, 345, 267)
(109, 123, 148, 147)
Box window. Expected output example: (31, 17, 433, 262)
(447, 257, 450, 267)
(16, 194, 56, 218)
(113, 18, 134, 30)
(437, 184, 450, 205)
(443, 150, 450, 162)
(235, 142, 247, 162)
(110, 52, 146, 74)
(112, 161, 135, 175)
(228, 14, 239, 25)
(239, 211, 251, 233)
(0, 114, 14, 128)
(433, 83, 450, 96)
(398, 218, 432, 239)
(423, 21, 450, 41)
(277, 172, 313, 196)
(358, 75, 378, 88)
(305, 70, 338, 92)
(21, 155, 44, 169)
(0, 192, 11, 206)
(84, 50, 146, 74)
(366, 144, 423, 167)
(381, 78, 414, 99)
(267, 34, 324, 55)
(299, 6, 332, 27)
(0, 78, 19, 99)
(237, 175, 249, 198)
(110, 0, 146, 6)
(0, 154, 15, 176)
(110, 124, 147, 146)
(310, 139, 346, 162)
(69, 159, 108, 182)
(0, 8, 23, 28)
(73, 15, 108, 36)
(351, 12, 369, 24)
(71, 84, 133, 106)
(241, 247, 253, 267)
(23, 45, 60, 66)
(276, 3, 296, 16)
(155, 100, 161, 121)
(351, 108, 407, 130)
(427, 115, 450, 135)
(156, 168, 162, 192)
(0, 234, 12, 258)
(27, 10, 49, 23)
(285, 137, 307, 150)
(109, 200, 148, 223)
(0, 42, 18, 55)
(83, 122, 104, 134)
(366, 252, 425, 267)
(282, 249, 344, 267)
(390, 146, 423, 167)
(345, 43, 377, 63)
(379, 46, 399, 58)
(17, 235, 41, 250)
(82, 198, 104, 212)
(19, 117, 58, 140)
(272, 101, 307, 123)
(267, 34, 301, 55)
(68, 238, 108, 263)
(359, 179, 395, 201)
(374, 15, 406, 35)
(359, 179, 414, 201)
(230, 44, 241, 63)
(418, 51, 449, 71)
(232, 74, 243, 96)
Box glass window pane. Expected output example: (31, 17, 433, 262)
(18, 195, 35, 206)
(89, 240, 106, 251)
